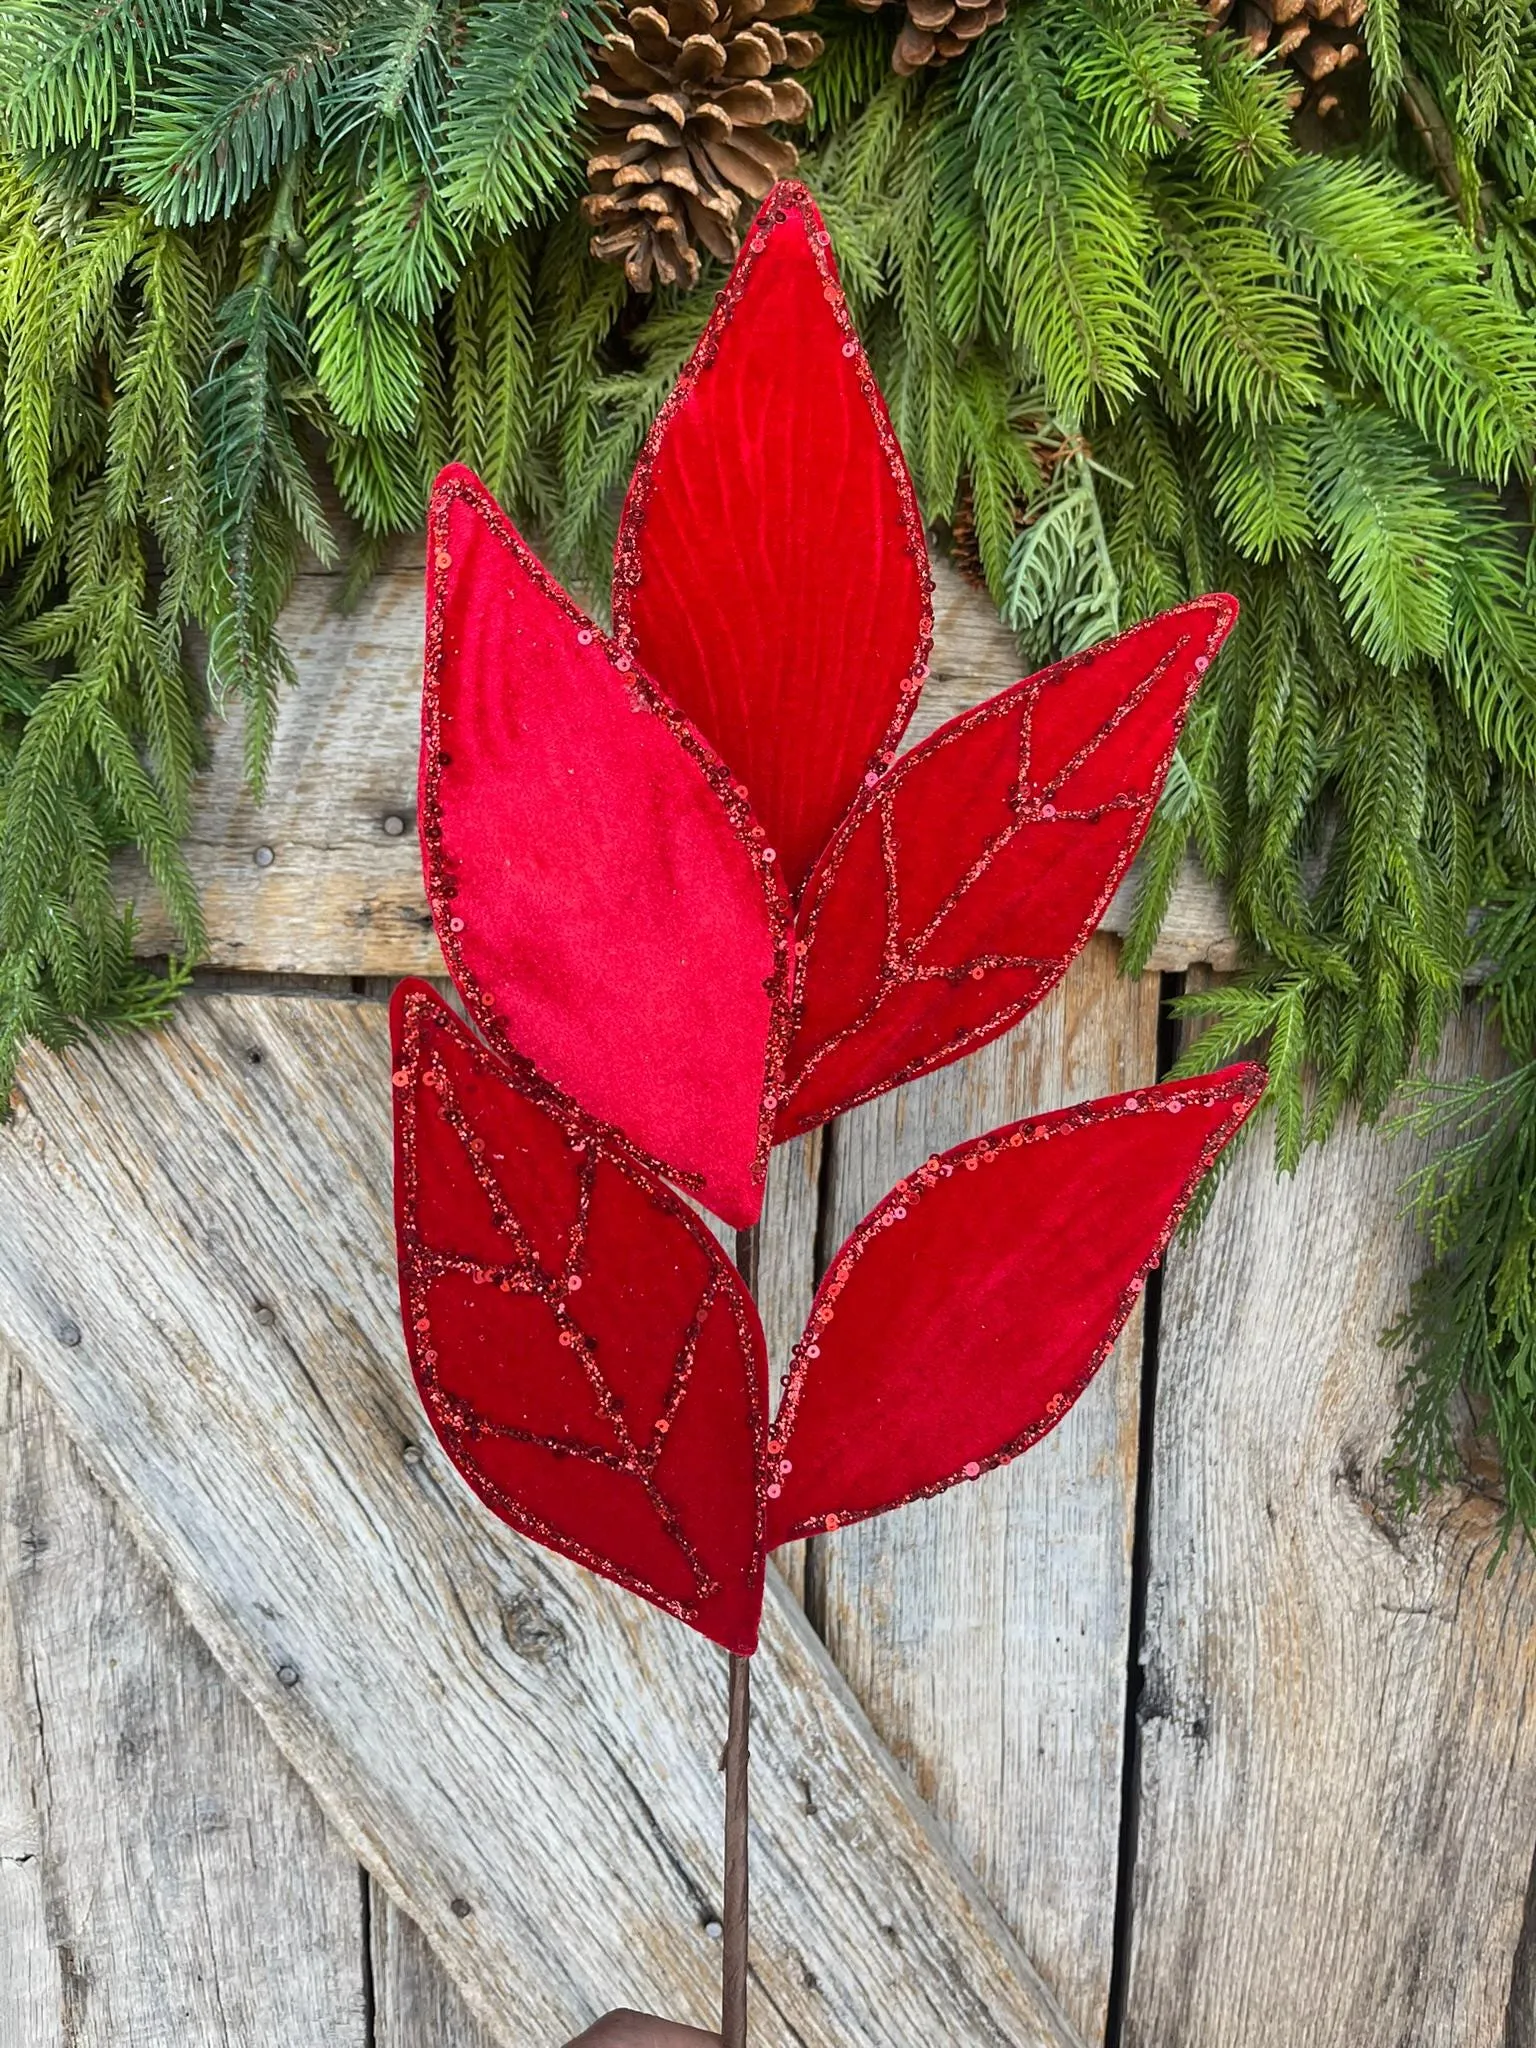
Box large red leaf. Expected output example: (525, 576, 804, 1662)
(612, 182, 932, 899)
(764, 1065, 1264, 1546)
(774, 597, 1237, 1140)
(391, 981, 770, 1655)
(423, 465, 792, 1229)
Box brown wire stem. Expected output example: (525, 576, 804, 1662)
(721, 1653, 750, 2048)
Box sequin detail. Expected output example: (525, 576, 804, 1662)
(777, 596, 1237, 1139)
(766, 1065, 1264, 1542)
(392, 986, 771, 1641)
(611, 181, 935, 901)
(419, 468, 797, 1208)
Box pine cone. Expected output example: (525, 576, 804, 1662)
(1206, 0, 1367, 120)
(846, 0, 1008, 76)
(583, 0, 823, 293)
(947, 483, 988, 592)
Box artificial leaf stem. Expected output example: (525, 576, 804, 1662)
(722, 1654, 750, 2048)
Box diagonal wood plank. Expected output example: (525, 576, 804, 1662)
(0, 991, 1086, 2048)
(816, 939, 1159, 2045)
(1124, 1006, 1536, 2048)
(120, 556, 1236, 978)
(1, 1360, 366, 2048)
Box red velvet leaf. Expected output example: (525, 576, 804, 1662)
(612, 182, 932, 900)
(764, 1064, 1264, 1546)
(391, 981, 770, 1655)
(423, 465, 792, 1229)
(774, 598, 1237, 1140)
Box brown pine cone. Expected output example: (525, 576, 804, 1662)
(947, 482, 988, 592)
(583, 0, 823, 293)
(846, 0, 1007, 76)
(1205, 0, 1367, 120)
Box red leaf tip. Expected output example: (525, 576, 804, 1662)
(764, 1060, 1264, 1546)
(612, 165, 932, 901)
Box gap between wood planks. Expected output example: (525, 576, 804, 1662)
(1102, 971, 1185, 2048)
(361, 1867, 378, 2048)
(184, 956, 1124, 2036)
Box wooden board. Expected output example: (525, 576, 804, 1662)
(739, 1132, 824, 1607)
(374, 1888, 502, 2048)
(120, 556, 1237, 978)
(0, 1360, 366, 2047)
(0, 990, 1085, 2048)
(1123, 1007, 1536, 2048)
(816, 938, 1160, 2044)
(1512, 1879, 1536, 2048)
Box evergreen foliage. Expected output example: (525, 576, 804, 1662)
(0, 0, 1535, 1527)
(1386, 883, 1536, 1551)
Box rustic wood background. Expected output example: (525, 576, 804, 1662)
(2, 549, 1534, 2047)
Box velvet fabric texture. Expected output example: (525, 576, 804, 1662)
(421, 183, 1236, 1228)
(397, 180, 1268, 1654)
(391, 981, 769, 1655)
(765, 1067, 1265, 1545)
(391, 979, 1261, 1651)
(776, 597, 1236, 1137)
(612, 193, 932, 900)
(422, 468, 790, 1227)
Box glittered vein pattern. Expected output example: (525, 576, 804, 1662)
(612, 183, 933, 899)
(764, 1063, 1265, 1546)
(775, 596, 1238, 1139)
(392, 982, 770, 1655)
(422, 465, 792, 1230)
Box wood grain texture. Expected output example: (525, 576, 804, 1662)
(815, 937, 1161, 2045)
(1510, 1860, 1536, 2048)
(0, 1359, 366, 2048)
(740, 1133, 823, 1607)
(1124, 1008, 1536, 2048)
(121, 557, 1236, 977)
(373, 1887, 502, 2048)
(0, 991, 1085, 2048)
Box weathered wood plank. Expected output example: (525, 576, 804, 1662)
(0, 991, 1084, 2048)
(740, 1132, 823, 1607)
(1123, 1009, 1536, 2048)
(815, 937, 1159, 2045)
(374, 1887, 502, 2048)
(1510, 1865, 1536, 2048)
(0, 1360, 366, 2048)
(122, 557, 1236, 977)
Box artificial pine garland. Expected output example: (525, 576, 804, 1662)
(1, 0, 1535, 1535)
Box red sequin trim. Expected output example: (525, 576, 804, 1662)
(610, 180, 935, 897)
(420, 467, 796, 1204)
(393, 985, 769, 1637)
(776, 595, 1237, 1137)
(766, 1063, 1265, 1543)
